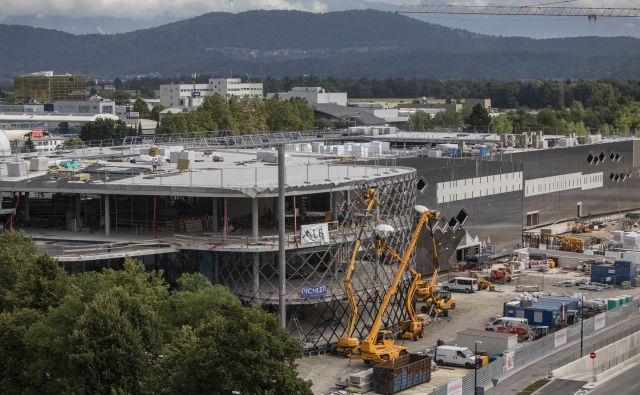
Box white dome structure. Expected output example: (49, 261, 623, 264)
(0, 130, 12, 156)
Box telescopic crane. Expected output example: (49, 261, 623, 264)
(336, 188, 377, 357)
(351, 205, 439, 365)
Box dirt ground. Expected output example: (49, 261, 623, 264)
(297, 267, 640, 395)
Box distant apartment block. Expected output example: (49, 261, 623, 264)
(267, 87, 348, 106)
(159, 78, 263, 108)
(14, 71, 87, 103)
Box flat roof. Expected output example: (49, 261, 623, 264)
(0, 148, 414, 198)
(0, 113, 120, 122)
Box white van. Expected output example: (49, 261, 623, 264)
(485, 316, 529, 331)
(432, 345, 477, 368)
(443, 277, 479, 293)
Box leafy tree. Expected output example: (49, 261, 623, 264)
(465, 104, 491, 128)
(490, 114, 513, 134)
(431, 110, 463, 127)
(79, 118, 132, 141)
(150, 103, 167, 122)
(112, 90, 132, 105)
(62, 137, 86, 149)
(23, 137, 35, 152)
(0, 230, 38, 311)
(56, 121, 71, 134)
(132, 97, 151, 119)
(406, 110, 431, 131)
(0, 251, 312, 394)
(201, 94, 236, 131)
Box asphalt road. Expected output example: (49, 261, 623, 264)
(494, 316, 640, 395)
(588, 364, 640, 395)
(537, 379, 586, 395)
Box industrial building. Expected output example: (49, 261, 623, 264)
(14, 71, 87, 103)
(159, 78, 264, 108)
(0, 128, 638, 353)
(267, 87, 348, 106)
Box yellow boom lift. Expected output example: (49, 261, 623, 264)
(336, 188, 377, 357)
(415, 225, 456, 316)
(350, 205, 439, 365)
(375, 245, 424, 341)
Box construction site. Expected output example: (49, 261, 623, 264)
(1, 126, 640, 394)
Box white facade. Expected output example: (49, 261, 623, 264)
(267, 87, 348, 106)
(53, 99, 116, 115)
(159, 78, 263, 108)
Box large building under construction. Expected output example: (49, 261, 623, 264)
(0, 129, 638, 351)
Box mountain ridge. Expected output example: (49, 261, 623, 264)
(2, 9, 640, 79)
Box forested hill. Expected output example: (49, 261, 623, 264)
(2, 9, 640, 79)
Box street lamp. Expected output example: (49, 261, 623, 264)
(580, 293, 584, 357)
(474, 340, 483, 395)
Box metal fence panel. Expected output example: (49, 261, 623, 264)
(430, 302, 639, 394)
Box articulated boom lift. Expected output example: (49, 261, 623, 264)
(336, 188, 377, 357)
(415, 225, 456, 316)
(351, 205, 439, 364)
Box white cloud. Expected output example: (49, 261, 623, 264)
(0, 0, 330, 19)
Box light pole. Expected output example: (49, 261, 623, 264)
(475, 340, 483, 395)
(580, 293, 584, 357)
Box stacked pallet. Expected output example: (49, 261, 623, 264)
(347, 369, 373, 393)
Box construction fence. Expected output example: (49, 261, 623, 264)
(431, 301, 640, 395)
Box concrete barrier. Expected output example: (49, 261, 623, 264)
(553, 331, 640, 378)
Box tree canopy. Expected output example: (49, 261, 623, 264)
(0, 231, 312, 394)
(157, 94, 315, 135)
(79, 118, 133, 141)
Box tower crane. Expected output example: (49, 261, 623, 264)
(396, 3, 640, 22)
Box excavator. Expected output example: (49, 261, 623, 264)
(415, 225, 456, 317)
(335, 188, 377, 357)
(350, 205, 439, 365)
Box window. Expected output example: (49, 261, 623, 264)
(526, 211, 540, 227)
(516, 310, 525, 318)
(533, 311, 543, 323)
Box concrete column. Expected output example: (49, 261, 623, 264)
(253, 253, 260, 300)
(104, 195, 110, 237)
(24, 192, 30, 223)
(252, 197, 259, 241)
(212, 197, 219, 232)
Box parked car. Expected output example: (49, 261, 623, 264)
(443, 277, 479, 293)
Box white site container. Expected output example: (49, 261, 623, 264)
(311, 142, 324, 152)
(7, 162, 28, 177)
(30, 157, 49, 171)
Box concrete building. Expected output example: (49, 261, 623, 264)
(159, 78, 263, 108)
(14, 71, 87, 103)
(463, 99, 492, 110)
(267, 87, 348, 106)
(0, 129, 65, 152)
(0, 140, 421, 353)
(0, 113, 120, 132)
(53, 98, 116, 115)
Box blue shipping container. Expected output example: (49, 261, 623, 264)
(591, 264, 617, 284)
(615, 260, 635, 284)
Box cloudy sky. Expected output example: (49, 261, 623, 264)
(0, 0, 638, 37)
(0, 0, 636, 19)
